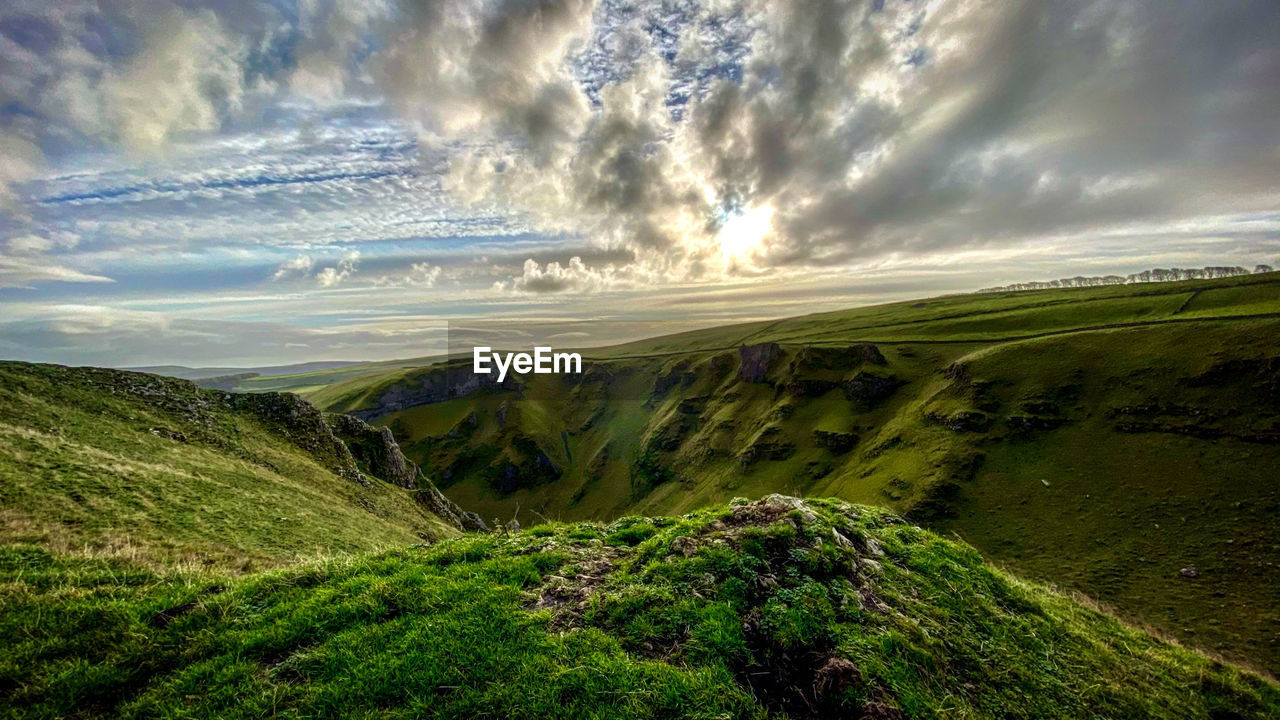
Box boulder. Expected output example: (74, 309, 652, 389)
(813, 429, 859, 453)
(925, 410, 992, 433)
(844, 372, 902, 410)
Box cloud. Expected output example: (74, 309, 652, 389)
(5, 234, 53, 255)
(287, 1, 392, 106)
(0, 132, 42, 212)
(0, 230, 98, 287)
(504, 256, 617, 294)
(372, 261, 444, 287)
(404, 262, 443, 287)
(438, 0, 1280, 279)
(100, 8, 251, 152)
(316, 249, 360, 286)
(272, 254, 315, 280)
(0, 257, 114, 288)
(374, 0, 595, 159)
(2, 0, 1279, 366)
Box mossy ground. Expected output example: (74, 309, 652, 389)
(3, 496, 1275, 719)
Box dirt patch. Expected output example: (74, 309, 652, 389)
(531, 544, 627, 629)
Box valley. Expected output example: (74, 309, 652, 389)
(292, 273, 1280, 672)
(3, 274, 1277, 719)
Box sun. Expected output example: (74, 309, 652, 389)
(717, 204, 774, 261)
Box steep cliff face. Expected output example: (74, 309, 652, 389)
(413, 479, 489, 533)
(329, 412, 488, 532)
(348, 363, 520, 421)
(227, 391, 488, 533)
(329, 412, 418, 488)
(737, 342, 782, 383)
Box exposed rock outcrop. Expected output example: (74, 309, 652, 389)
(229, 391, 368, 485)
(652, 361, 696, 397)
(738, 427, 796, 466)
(843, 372, 902, 410)
(349, 363, 520, 422)
(328, 413, 418, 488)
(924, 410, 992, 433)
(738, 343, 783, 383)
(1006, 415, 1067, 433)
(415, 475, 488, 532)
(488, 435, 562, 494)
(813, 429, 859, 453)
(785, 378, 841, 397)
(327, 412, 488, 531)
(790, 344, 886, 371)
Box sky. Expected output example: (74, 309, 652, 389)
(0, 0, 1277, 367)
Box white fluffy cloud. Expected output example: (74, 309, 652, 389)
(272, 254, 315, 280)
(498, 255, 667, 294)
(0, 132, 42, 211)
(316, 250, 360, 287)
(2, 2, 259, 168)
(403, 262, 443, 287)
(102, 9, 251, 151)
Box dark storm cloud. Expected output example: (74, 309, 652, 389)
(755, 0, 1280, 266)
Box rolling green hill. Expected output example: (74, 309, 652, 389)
(305, 273, 1280, 672)
(0, 362, 477, 573)
(4, 496, 1276, 719)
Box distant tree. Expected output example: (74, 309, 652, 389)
(980, 262, 1267, 293)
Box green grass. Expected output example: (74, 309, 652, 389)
(2, 497, 1275, 719)
(298, 273, 1280, 672)
(200, 355, 449, 395)
(0, 362, 457, 572)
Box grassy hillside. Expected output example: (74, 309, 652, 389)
(306, 273, 1280, 672)
(130, 361, 366, 382)
(4, 496, 1276, 719)
(0, 362, 464, 572)
(191, 355, 448, 396)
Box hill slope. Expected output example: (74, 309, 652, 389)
(304, 273, 1280, 672)
(0, 362, 479, 572)
(4, 496, 1276, 719)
